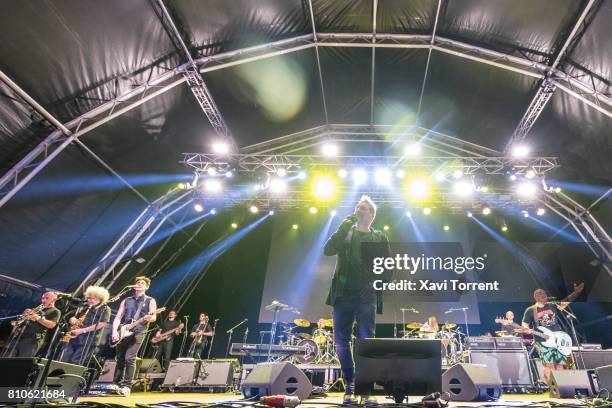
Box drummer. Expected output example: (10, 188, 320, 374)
(316, 318, 328, 331)
(419, 316, 439, 339)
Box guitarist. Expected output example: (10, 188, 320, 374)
(61, 285, 111, 366)
(111, 276, 157, 396)
(153, 310, 184, 370)
(521, 284, 584, 384)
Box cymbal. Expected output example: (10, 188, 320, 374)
(495, 330, 509, 337)
(419, 330, 435, 334)
(406, 323, 423, 329)
(443, 323, 457, 329)
(297, 333, 312, 339)
(294, 319, 311, 328)
(323, 319, 333, 328)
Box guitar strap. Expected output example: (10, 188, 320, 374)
(132, 296, 148, 322)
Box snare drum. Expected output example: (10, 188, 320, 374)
(296, 339, 318, 364)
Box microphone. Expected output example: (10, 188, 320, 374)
(346, 214, 357, 223)
(125, 284, 138, 288)
(444, 309, 453, 314)
(214, 318, 220, 322)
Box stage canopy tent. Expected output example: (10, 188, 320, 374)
(0, 0, 610, 295)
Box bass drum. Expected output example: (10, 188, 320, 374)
(295, 339, 319, 364)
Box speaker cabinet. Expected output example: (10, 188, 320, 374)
(242, 362, 312, 401)
(196, 360, 235, 387)
(163, 360, 199, 387)
(550, 370, 595, 398)
(442, 364, 502, 401)
(139, 358, 162, 374)
(97, 358, 142, 383)
(572, 350, 612, 369)
(469, 350, 533, 386)
(595, 364, 612, 395)
(0, 358, 87, 402)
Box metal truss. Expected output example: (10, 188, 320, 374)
(540, 191, 612, 277)
(71, 188, 194, 295)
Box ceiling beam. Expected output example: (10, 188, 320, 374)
(416, 0, 443, 125)
(307, 0, 329, 124)
(370, 0, 378, 125)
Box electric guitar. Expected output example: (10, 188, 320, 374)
(151, 323, 184, 344)
(495, 318, 572, 356)
(111, 307, 165, 347)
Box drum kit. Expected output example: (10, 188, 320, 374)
(402, 322, 464, 365)
(279, 318, 338, 364)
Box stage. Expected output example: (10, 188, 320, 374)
(78, 391, 582, 407)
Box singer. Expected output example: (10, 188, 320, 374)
(323, 195, 391, 403)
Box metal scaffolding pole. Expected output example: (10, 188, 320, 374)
(307, 0, 329, 125)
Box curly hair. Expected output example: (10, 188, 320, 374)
(85, 285, 110, 304)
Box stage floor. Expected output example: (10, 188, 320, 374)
(78, 391, 577, 407)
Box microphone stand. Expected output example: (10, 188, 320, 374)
(561, 305, 585, 369)
(178, 315, 190, 357)
(225, 319, 248, 358)
(207, 319, 220, 359)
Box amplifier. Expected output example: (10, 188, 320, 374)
(494, 337, 524, 350)
(466, 337, 496, 350)
(163, 359, 237, 389)
(468, 350, 533, 387)
(572, 350, 612, 369)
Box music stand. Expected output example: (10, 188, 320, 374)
(264, 301, 292, 362)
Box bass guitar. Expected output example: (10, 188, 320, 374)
(151, 323, 184, 344)
(111, 307, 165, 347)
(495, 318, 572, 356)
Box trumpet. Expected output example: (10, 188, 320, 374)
(11, 304, 44, 327)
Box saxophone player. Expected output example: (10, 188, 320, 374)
(188, 313, 213, 358)
(9, 292, 61, 357)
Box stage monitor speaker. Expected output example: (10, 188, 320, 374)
(139, 358, 162, 374)
(595, 364, 612, 395)
(163, 360, 200, 387)
(97, 358, 142, 383)
(550, 370, 595, 398)
(196, 360, 235, 387)
(0, 358, 87, 402)
(469, 350, 533, 386)
(572, 350, 612, 369)
(442, 363, 502, 402)
(241, 362, 312, 401)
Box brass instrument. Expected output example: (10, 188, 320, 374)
(194, 318, 209, 344)
(11, 304, 44, 327)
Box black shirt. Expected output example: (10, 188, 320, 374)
(122, 295, 152, 334)
(76, 304, 111, 344)
(159, 319, 182, 340)
(22, 306, 60, 339)
(191, 322, 212, 342)
(522, 303, 563, 333)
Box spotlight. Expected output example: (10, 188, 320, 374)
(511, 144, 530, 158)
(212, 142, 230, 155)
(204, 179, 223, 193)
(423, 207, 431, 215)
(338, 168, 348, 179)
(231, 222, 238, 229)
(435, 172, 446, 182)
(269, 178, 287, 194)
(309, 207, 318, 214)
(292, 224, 299, 230)
(443, 225, 450, 231)
(480, 185, 489, 193)
(331, 210, 337, 216)
(509, 174, 517, 181)
(194, 204, 204, 212)
(536, 208, 546, 216)
(313, 177, 336, 199)
(353, 168, 367, 186)
(516, 182, 537, 198)
(225, 171, 233, 178)
(297, 171, 307, 180)
(396, 170, 406, 179)
(453, 179, 474, 198)
(522, 211, 530, 218)
(467, 212, 473, 218)
(383, 225, 390, 231)
(322, 143, 339, 157)
(250, 205, 259, 213)
(178, 182, 187, 190)
(375, 168, 392, 186)
(269, 210, 275, 215)
(405, 211, 412, 218)
(211, 209, 217, 215)
(482, 207, 491, 215)
(276, 168, 287, 177)
(525, 170, 535, 179)
(554, 187, 562, 193)
(404, 143, 422, 157)
(501, 225, 508, 232)
(254, 184, 261, 191)
(207, 167, 217, 176)
(408, 178, 430, 200)
(452, 170, 463, 179)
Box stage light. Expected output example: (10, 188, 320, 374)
(309, 207, 318, 214)
(353, 168, 367, 185)
(480, 185, 489, 193)
(225, 171, 233, 178)
(452, 169, 463, 179)
(501, 225, 508, 232)
(212, 142, 230, 155)
(194, 204, 204, 212)
(375, 168, 392, 186)
(526, 170, 535, 179)
(207, 167, 217, 176)
(404, 143, 422, 157)
(482, 207, 491, 215)
(276, 168, 287, 177)
(292, 224, 299, 230)
(313, 176, 336, 199)
(322, 143, 339, 157)
(396, 169, 406, 179)
(435, 172, 446, 182)
(250, 205, 259, 213)
(467, 212, 473, 218)
(423, 207, 431, 215)
(204, 179, 223, 193)
(405, 211, 412, 218)
(522, 211, 530, 218)
(517, 182, 537, 198)
(407, 178, 430, 200)
(383, 225, 390, 231)
(231, 222, 238, 229)
(509, 174, 517, 181)
(211, 209, 217, 215)
(178, 182, 187, 190)
(269, 178, 287, 194)
(338, 168, 348, 179)
(511, 144, 530, 158)
(536, 208, 546, 216)
(331, 210, 337, 216)
(554, 187, 562, 193)
(269, 210, 275, 215)
(453, 179, 474, 198)
(297, 171, 307, 180)
(443, 225, 450, 231)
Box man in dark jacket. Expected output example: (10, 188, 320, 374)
(324, 195, 391, 402)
